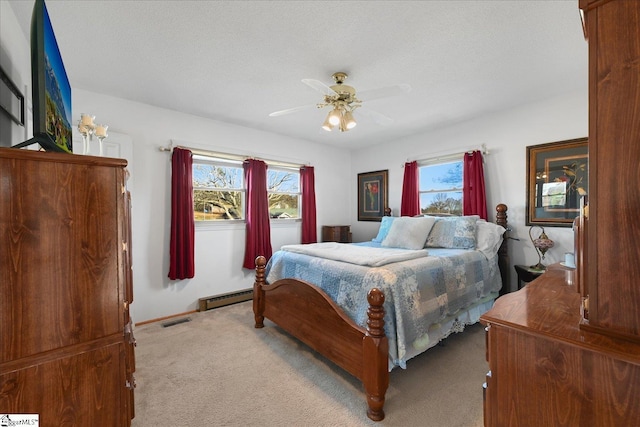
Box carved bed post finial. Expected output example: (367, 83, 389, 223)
(495, 204, 510, 295)
(253, 256, 267, 328)
(366, 288, 386, 338)
(363, 288, 389, 421)
(496, 203, 507, 229)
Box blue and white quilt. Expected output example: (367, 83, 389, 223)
(265, 242, 502, 369)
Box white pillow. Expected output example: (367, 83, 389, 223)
(381, 216, 436, 250)
(476, 221, 505, 258)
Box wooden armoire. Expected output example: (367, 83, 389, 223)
(480, 1, 640, 425)
(0, 148, 135, 426)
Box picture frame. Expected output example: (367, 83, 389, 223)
(357, 170, 388, 222)
(0, 65, 25, 126)
(526, 137, 588, 227)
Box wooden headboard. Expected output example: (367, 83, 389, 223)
(495, 203, 510, 295)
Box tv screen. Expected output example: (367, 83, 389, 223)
(16, 0, 72, 153)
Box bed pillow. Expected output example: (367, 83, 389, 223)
(372, 216, 395, 243)
(476, 220, 506, 258)
(381, 216, 436, 250)
(425, 216, 478, 249)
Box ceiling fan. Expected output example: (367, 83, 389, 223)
(269, 72, 411, 132)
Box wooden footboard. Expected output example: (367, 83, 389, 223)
(253, 256, 389, 421)
(253, 204, 509, 421)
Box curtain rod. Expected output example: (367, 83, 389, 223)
(406, 143, 489, 165)
(159, 143, 307, 169)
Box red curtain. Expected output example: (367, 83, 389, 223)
(401, 161, 420, 216)
(243, 159, 273, 269)
(300, 166, 317, 244)
(463, 150, 488, 220)
(168, 147, 195, 280)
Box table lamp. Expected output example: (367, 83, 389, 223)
(529, 225, 554, 271)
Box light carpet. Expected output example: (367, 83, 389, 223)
(131, 301, 486, 427)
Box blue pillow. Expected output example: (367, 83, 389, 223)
(425, 216, 478, 249)
(372, 216, 395, 243)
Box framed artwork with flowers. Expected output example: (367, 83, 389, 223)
(526, 137, 588, 227)
(357, 169, 388, 222)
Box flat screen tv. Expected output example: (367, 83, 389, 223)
(16, 0, 72, 153)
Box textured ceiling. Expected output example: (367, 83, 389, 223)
(8, 0, 588, 150)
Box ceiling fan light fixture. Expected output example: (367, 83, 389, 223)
(338, 113, 348, 132)
(322, 114, 334, 131)
(270, 71, 409, 135)
(328, 107, 342, 126)
(343, 110, 357, 129)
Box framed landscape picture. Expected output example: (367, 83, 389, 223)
(526, 137, 588, 227)
(357, 170, 388, 222)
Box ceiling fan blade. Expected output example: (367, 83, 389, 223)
(302, 79, 338, 96)
(358, 83, 411, 102)
(269, 104, 316, 117)
(357, 107, 394, 126)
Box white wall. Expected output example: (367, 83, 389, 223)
(350, 89, 588, 292)
(72, 89, 352, 323)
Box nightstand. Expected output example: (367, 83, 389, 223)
(514, 264, 544, 289)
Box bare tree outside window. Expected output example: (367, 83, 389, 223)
(192, 159, 301, 221)
(419, 160, 463, 216)
(267, 168, 300, 219)
(193, 161, 244, 221)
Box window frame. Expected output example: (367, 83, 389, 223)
(267, 165, 301, 222)
(418, 155, 464, 216)
(191, 153, 302, 225)
(192, 156, 245, 223)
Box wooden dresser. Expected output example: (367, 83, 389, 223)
(481, 1, 640, 425)
(321, 225, 352, 243)
(0, 148, 135, 426)
(481, 268, 640, 426)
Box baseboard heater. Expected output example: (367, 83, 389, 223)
(197, 288, 253, 312)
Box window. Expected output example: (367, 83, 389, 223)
(193, 157, 244, 221)
(419, 158, 463, 216)
(192, 156, 301, 221)
(267, 167, 300, 219)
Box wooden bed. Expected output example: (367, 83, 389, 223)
(253, 204, 509, 421)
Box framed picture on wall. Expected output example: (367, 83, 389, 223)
(526, 137, 588, 227)
(357, 170, 388, 222)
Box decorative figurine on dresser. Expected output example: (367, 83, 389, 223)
(481, 1, 640, 425)
(0, 149, 136, 426)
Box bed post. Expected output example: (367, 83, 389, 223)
(253, 255, 267, 328)
(495, 204, 510, 295)
(362, 288, 389, 421)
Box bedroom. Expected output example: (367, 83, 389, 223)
(0, 0, 587, 326)
(4, 0, 640, 425)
